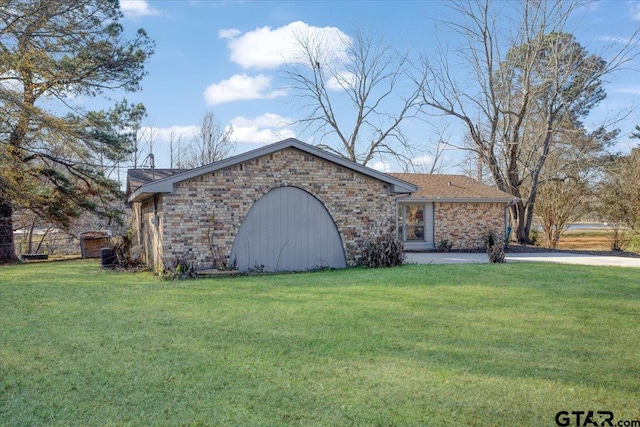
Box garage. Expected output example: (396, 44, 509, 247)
(230, 186, 347, 272)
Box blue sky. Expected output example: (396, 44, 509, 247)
(106, 0, 640, 173)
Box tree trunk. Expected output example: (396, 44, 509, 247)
(27, 220, 35, 254)
(523, 202, 535, 244)
(0, 195, 17, 263)
(511, 201, 528, 243)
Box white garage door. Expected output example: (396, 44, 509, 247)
(230, 186, 347, 272)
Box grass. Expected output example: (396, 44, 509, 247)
(1, 260, 639, 426)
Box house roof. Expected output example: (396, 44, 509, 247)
(126, 138, 419, 202)
(126, 168, 186, 198)
(388, 173, 516, 203)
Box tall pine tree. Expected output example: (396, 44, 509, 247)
(0, 0, 154, 262)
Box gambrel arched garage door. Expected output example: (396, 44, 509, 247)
(230, 186, 347, 272)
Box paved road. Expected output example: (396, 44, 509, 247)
(405, 252, 640, 268)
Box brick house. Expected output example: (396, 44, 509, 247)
(126, 138, 515, 273)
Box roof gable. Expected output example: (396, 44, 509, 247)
(127, 138, 418, 202)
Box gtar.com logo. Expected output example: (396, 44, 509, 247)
(555, 411, 614, 426)
(555, 411, 640, 427)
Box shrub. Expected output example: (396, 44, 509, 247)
(482, 230, 498, 249)
(110, 233, 144, 269)
(247, 263, 266, 274)
(487, 244, 506, 263)
(437, 239, 453, 252)
(163, 258, 197, 280)
(483, 229, 506, 263)
(361, 232, 405, 268)
(608, 225, 631, 252)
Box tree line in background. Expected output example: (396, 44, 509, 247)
(1, 0, 640, 263)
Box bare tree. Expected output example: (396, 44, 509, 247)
(407, 120, 452, 174)
(596, 141, 640, 249)
(419, 0, 639, 243)
(139, 120, 158, 167)
(459, 133, 493, 183)
(168, 129, 185, 169)
(535, 178, 589, 249)
(283, 27, 426, 168)
(183, 112, 234, 168)
(534, 124, 616, 248)
(126, 103, 148, 169)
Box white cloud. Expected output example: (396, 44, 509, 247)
(139, 125, 201, 142)
(372, 161, 392, 173)
(120, 0, 160, 19)
(220, 21, 350, 70)
(327, 71, 356, 91)
(597, 35, 633, 44)
(412, 154, 433, 166)
(219, 28, 242, 39)
(232, 113, 293, 128)
(203, 74, 286, 105)
(131, 116, 294, 146)
(230, 114, 295, 144)
(613, 84, 640, 95)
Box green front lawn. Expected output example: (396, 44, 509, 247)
(1, 260, 639, 426)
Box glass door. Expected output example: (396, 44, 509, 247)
(405, 204, 424, 241)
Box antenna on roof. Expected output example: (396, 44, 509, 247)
(144, 153, 155, 180)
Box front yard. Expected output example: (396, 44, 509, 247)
(1, 260, 638, 426)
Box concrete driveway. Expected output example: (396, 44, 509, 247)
(405, 251, 640, 268)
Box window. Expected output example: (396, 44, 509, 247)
(404, 204, 424, 241)
(398, 202, 434, 248)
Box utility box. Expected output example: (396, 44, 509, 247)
(80, 231, 111, 258)
(101, 247, 118, 268)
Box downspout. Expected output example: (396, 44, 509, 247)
(395, 197, 400, 241)
(431, 202, 435, 249)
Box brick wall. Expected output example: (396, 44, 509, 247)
(434, 202, 507, 249)
(140, 147, 396, 271)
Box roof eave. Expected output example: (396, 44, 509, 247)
(398, 196, 518, 203)
(388, 182, 418, 194)
(128, 183, 173, 203)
